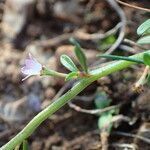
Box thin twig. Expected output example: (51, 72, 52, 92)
(134, 66, 150, 92)
(106, 0, 126, 54)
(124, 39, 147, 50)
(111, 143, 137, 150)
(91, 0, 126, 66)
(110, 115, 136, 125)
(74, 93, 96, 102)
(68, 101, 121, 115)
(119, 44, 138, 54)
(79, 22, 121, 40)
(30, 23, 121, 48)
(119, 44, 137, 54)
(100, 131, 109, 150)
(116, 0, 150, 12)
(113, 131, 150, 144)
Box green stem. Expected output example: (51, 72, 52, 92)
(41, 67, 67, 78)
(1, 50, 150, 150)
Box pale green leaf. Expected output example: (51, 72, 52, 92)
(98, 113, 113, 133)
(60, 55, 78, 72)
(137, 19, 150, 35)
(137, 36, 150, 45)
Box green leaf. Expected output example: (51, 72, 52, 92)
(94, 92, 111, 109)
(97, 54, 144, 64)
(60, 55, 78, 72)
(65, 71, 78, 81)
(137, 19, 150, 35)
(98, 113, 113, 133)
(98, 34, 116, 51)
(69, 38, 88, 73)
(137, 35, 150, 45)
(143, 53, 150, 66)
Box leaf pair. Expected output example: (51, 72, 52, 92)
(60, 55, 78, 81)
(60, 38, 88, 80)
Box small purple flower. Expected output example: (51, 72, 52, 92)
(21, 53, 42, 81)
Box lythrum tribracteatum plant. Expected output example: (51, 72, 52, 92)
(21, 53, 67, 81)
(1, 20, 150, 150)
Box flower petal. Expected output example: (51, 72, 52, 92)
(21, 53, 42, 80)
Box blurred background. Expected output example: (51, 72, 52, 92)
(0, 0, 150, 149)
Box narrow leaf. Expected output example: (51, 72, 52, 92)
(97, 54, 144, 64)
(60, 55, 78, 72)
(137, 35, 150, 45)
(137, 19, 150, 35)
(143, 53, 150, 66)
(65, 71, 78, 81)
(69, 38, 88, 73)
